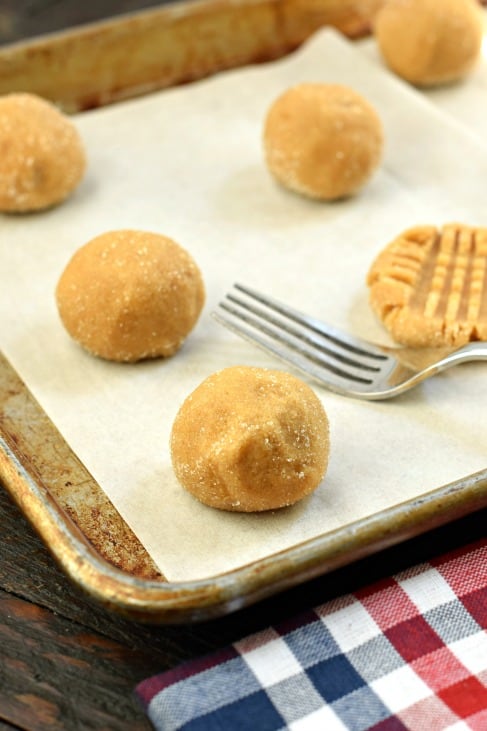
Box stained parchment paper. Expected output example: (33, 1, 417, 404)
(1, 29, 486, 581)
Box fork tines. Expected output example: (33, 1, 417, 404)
(213, 284, 388, 387)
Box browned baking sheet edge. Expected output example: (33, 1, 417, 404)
(2, 351, 487, 623)
(0, 0, 386, 112)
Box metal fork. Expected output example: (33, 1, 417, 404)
(212, 284, 487, 400)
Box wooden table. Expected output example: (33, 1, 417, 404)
(1, 2, 486, 729)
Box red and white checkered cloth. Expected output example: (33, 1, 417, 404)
(136, 538, 487, 730)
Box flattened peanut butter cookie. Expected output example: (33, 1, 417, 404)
(367, 223, 487, 347)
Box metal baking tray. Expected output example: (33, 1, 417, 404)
(1, 0, 487, 623)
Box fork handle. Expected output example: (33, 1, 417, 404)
(449, 341, 487, 364)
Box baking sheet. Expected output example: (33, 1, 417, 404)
(1, 28, 486, 583)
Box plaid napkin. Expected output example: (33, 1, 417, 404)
(136, 538, 487, 730)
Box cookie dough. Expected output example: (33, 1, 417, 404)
(263, 83, 383, 201)
(56, 230, 205, 362)
(0, 93, 86, 212)
(170, 366, 330, 512)
(374, 0, 484, 86)
(367, 223, 487, 347)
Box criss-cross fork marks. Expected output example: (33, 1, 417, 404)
(374, 226, 487, 335)
(432, 229, 486, 326)
(212, 284, 487, 400)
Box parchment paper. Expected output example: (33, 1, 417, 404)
(1, 29, 486, 581)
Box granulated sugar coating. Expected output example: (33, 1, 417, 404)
(56, 230, 205, 362)
(170, 366, 330, 512)
(0, 93, 86, 212)
(263, 83, 383, 201)
(374, 0, 484, 86)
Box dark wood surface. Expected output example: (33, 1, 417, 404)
(1, 2, 486, 729)
(0, 1, 174, 45)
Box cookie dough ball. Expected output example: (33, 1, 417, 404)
(56, 230, 205, 362)
(0, 93, 86, 212)
(263, 83, 383, 201)
(170, 366, 330, 512)
(374, 0, 484, 86)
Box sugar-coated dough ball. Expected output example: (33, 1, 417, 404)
(263, 83, 383, 201)
(375, 0, 484, 86)
(0, 93, 86, 212)
(56, 230, 205, 362)
(170, 366, 330, 512)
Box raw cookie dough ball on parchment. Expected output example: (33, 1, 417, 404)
(170, 366, 330, 512)
(0, 93, 86, 212)
(56, 230, 205, 362)
(263, 83, 383, 201)
(374, 0, 484, 86)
